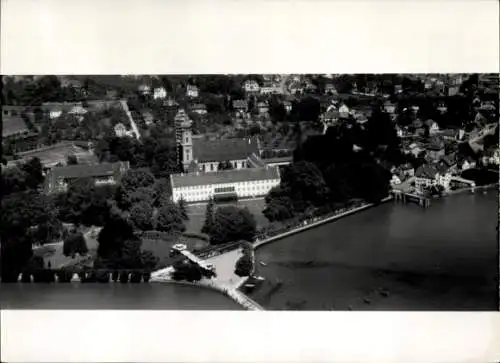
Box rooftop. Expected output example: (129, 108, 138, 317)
(193, 137, 259, 163)
(415, 164, 438, 179)
(48, 161, 129, 180)
(2, 116, 30, 137)
(171, 166, 280, 188)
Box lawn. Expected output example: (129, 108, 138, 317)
(184, 198, 269, 234)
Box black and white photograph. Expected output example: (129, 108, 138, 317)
(1, 73, 498, 311)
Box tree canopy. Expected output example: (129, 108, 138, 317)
(210, 206, 257, 245)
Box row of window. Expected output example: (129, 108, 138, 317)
(177, 179, 278, 191)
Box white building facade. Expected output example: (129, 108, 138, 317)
(171, 168, 281, 203)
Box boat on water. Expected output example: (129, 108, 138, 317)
(259, 261, 267, 267)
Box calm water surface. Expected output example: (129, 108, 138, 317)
(250, 191, 499, 310)
(0, 283, 243, 310)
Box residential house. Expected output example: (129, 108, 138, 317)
(282, 101, 292, 113)
(400, 163, 415, 178)
(384, 101, 396, 117)
(163, 98, 179, 110)
(447, 85, 460, 97)
(414, 164, 452, 193)
(427, 137, 446, 160)
(304, 81, 317, 93)
(489, 149, 500, 166)
(395, 125, 404, 138)
(44, 161, 130, 194)
(425, 120, 440, 136)
(138, 84, 151, 95)
(190, 103, 208, 115)
(440, 129, 465, 142)
(408, 143, 424, 157)
(142, 111, 155, 126)
(460, 158, 476, 171)
(260, 82, 281, 95)
(114, 123, 132, 138)
(324, 83, 337, 95)
(390, 174, 402, 186)
(243, 80, 260, 94)
(438, 153, 458, 174)
(338, 104, 350, 118)
(257, 101, 269, 115)
(288, 81, 303, 95)
(41, 102, 87, 119)
(153, 87, 167, 100)
(323, 108, 340, 123)
(437, 103, 448, 114)
(186, 85, 199, 98)
(233, 100, 249, 114)
(394, 85, 403, 93)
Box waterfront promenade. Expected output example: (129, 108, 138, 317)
(150, 197, 393, 310)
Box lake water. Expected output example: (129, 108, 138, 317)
(0, 283, 244, 310)
(1, 191, 497, 311)
(249, 190, 499, 310)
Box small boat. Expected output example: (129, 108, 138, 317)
(259, 261, 267, 267)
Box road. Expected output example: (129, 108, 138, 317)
(120, 99, 141, 140)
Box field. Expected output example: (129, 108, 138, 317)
(185, 197, 269, 233)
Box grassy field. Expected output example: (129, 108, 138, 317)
(185, 198, 269, 233)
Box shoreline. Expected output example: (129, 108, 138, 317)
(253, 196, 393, 250)
(443, 182, 498, 197)
(151, 196, 394, 310)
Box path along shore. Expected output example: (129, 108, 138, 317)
(151, 196, 394, 310)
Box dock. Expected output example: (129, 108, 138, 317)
(392, 189, 431, 208)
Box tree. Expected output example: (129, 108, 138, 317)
(201, 198, 215, 234)
(171, 259, 203, 282)
(120, 168, 156, 191)
(20, 157, 44, 190)
(67, 155, 78, 165)
(63, 232, 89, 258)
(130, 201, 154, 231)
(263, 185, 296, 222)
(178, 197, 189, 220)
(155, 202, 186, 233)
(234, 254, 254, 277)
(97, 210, 137, 260)
(210, 206, 257, 245)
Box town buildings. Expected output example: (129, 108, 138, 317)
(153, 87, 167, 100)
(44, 161, 130, 194)
(186, 85, 199, 98)
(414, 164, 452, 193)
(170, 167, 281, 203)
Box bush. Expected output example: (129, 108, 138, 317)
(56, 269, 74, 282)
(119, 271, 130, 283)
(234, 255, 253, 277)
(142, 272, 151, 282)
(96, 270, 110, 283)
(181, 231, 210, 242)
(21, 272, 32, 283)
(130, 271, 142, 283)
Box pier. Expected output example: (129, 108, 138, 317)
(450, 176, 476, 192)
(392, 189, 431, 208)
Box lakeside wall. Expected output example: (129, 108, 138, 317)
(253, 196, 393, 250)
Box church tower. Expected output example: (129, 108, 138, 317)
(181, 123, 193, 172)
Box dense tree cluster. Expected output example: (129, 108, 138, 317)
(264, 109, 398, 222)
(0, 158, 64, 281)
(202, 204, 257, 245)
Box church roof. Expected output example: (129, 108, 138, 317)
(193, 137, 259, 163)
